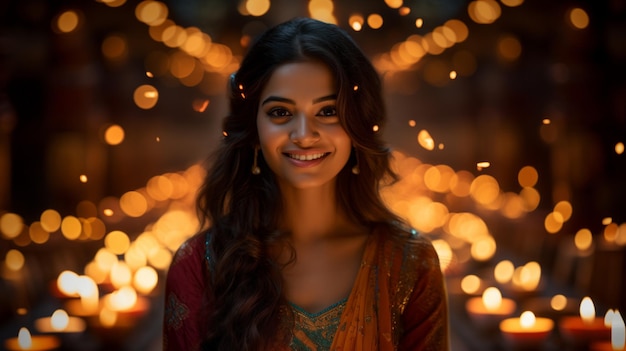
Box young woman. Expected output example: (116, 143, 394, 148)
(163, 17, 449, 351)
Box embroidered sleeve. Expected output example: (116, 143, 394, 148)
(163, 234, 209, 351)
(398, 233, 450, 351)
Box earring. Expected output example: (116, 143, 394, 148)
(252, 147, 261, 175)
(351, 150, 360, 175)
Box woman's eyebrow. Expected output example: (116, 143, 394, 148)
(261, 96, 295, 106)
(261, 94, 337, 106)
(312, 94, 337, 104)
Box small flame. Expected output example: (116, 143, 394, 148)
(18, 327, 32, 349)
(51, 309, 70, 331)
(146, 71, 154, 78)
(482, 287, 502, 311)
(417, 129, 435, 151)
(449, 71, 457, 79)
(103, 209, 114, 216)
(79, 174, 88, 183)
(372, 125, 379, 132)
(580, 296, 596, 324)
(520, 311, 536, 329)
(542, 118, 551, 125)
(477, 161, 491, 171)
(606, 309, 616, 327)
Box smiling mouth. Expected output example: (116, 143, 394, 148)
(285, 152, 329, 161)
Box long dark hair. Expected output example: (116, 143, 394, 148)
(196, 17, 402, 350)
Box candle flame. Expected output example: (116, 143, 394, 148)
(18, 327, 32, 349)
(417, 129, 435, 151)
(482, 287, 502, 311)
(520, 311, 536, 329)
(606, 309, 616, 327)
(476, 161, 491, 171)
(612, 310, 625, 350)
(580, 296, 596, 324)
(57, 270, 80, 296)
(51, 309, 70, 331)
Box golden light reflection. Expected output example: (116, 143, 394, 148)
(551, 294, 568, 311)
(5, 249, 25, 271)
(568, 8, 590, 29)
(133, 266, 159, 294)
(95, 247, 118, 272)
(494, 260, 514, 284)
(104, 230, 131, 255)
(29, 222, 49, 244)
(56, 10, 80, 33)
(616, 142, 625, 154)
(415, 18, 423, 28)
(120, 190, 149, 217)
(105, 286, 137, 311)
(602, 217, 613, 225)
(133, 84, 159, 109)
(417, 129, 435, 150)
(61, 216, 82, 240)
(518, 166, 538, 188)
(544, 212, 564, 234)
(57, 270, 80, 297)
(136, 0, 168, 26)
(309, 0, 336, 24)
(110, 261, 132, 288)
(603, 223, 618, 242)
(512, 261, 541, 291)
(84, 261, 108, 284)
(246, 0, 271, 17)
(0, 213, 23, 239)
(574, 228, 593, 251)
(468, 0, 501, 24)
(497, 35, 522, 61)
(40, 209, 61, 232)
(384, 0, 403, 8)
(367, 14, 384, 29)
(431, 239, 453, 272)
(470, 175, 500, 206)
(104, 124, 125, 145)
(461, 275, 482, 294)
(470, 236, 496, 261)
(102, 35, 128, 61)
(553, 201, 573, 222)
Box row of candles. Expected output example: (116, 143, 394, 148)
(464, 284, 625, 350)
(3, 268, 154, 350)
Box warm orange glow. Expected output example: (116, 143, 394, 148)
(40, 209, 61, 232)
(104, 124, 125, 145)
(104, 230, 131, 255)
(0, 212, 23, 239)
(461, 275, 481, 294)
(61, 216, 82, 240)
(57, 270, 80, 296)
(95, 248, 118, 272)
(494, 260, 515, 284)
(246, 0, 271, 16)
(431, 239, 453, 272)
(367, 14, 384, 29)
(110, 261, 132, 288)
(512, 261, 541, 291)
(471, 236, 496, 261)
(415, 18, 424, 28)
(604, 223, 619, 242)
(553, 200, 573, 222)
(482, 287, 503, 311)
(193, 98, 210, 112)
(50, 310, 70, 331)
(308, 0, 336, 24)
(449, 70, 457, 79)
(520, 311, 536, 328)
(372, 125, 379, 132)
(135, 0, 168, 26)
(497, 34, 522, 61)
(56, 10, 80, 33)
(551, 294, 568, 311)
(544, 212, 564, 234)
(476, 161, 491, 170)
(569, 8, 590, 29)
(29, 222, 50, 244)
(120, 191, 148, 218)
(384, 0, 403, 8)
(417, 129, 435, 150)
(133, 84, 159, 109)
(468, 0, 501, 24)
(574, 228, 593, 251)
(5, 249, 25, 271)
(99, 307, 117, 328)
(102, 35, 128, 61)
(580, 296, 596, 324)
(519, 187, 540, 211)
(134, 266, 159, 294)
(470, 175, 500, 206)
(616, 142, 625, 155)
(445, 19, 468, 43)
(105, 286, 138, 311)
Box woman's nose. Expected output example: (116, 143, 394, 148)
(290, 114, 320, 146)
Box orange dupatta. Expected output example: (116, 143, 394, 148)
(330, 233, 395, 351)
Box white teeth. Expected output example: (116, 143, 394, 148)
(288, 153, 326, 161)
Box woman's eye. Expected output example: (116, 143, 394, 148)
(267, 108, 292, 118)
(317, 106, 337, 117)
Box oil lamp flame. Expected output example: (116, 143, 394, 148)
(580, 296, 595, 324)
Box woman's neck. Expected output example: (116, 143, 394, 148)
(278, 182, 351, 243)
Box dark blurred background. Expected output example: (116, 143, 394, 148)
(1, 0, 625, 350)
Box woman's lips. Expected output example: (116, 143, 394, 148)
(283, 152, 330, 167)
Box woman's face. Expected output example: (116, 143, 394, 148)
(256, 61, 352, 190)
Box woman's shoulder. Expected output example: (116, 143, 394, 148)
(377, 222, 441, 271)
(169, 230, 211, 273)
